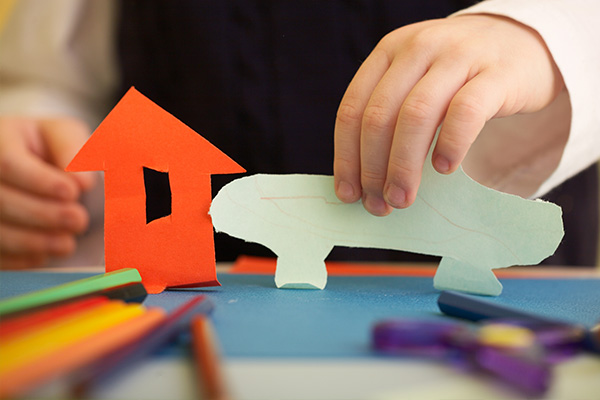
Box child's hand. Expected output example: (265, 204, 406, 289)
(0, 117, 95, 269)
(334, 15, 565, 216)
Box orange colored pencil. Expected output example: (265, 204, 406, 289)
(0, 301, 143, 373)
(0, 307, 166, 399)
(191, 315, 228, 400)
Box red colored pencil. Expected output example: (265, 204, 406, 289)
(0, 297, 108, 341)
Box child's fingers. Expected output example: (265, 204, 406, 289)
(0, 183, 89, 233)
(0, 253, 48, 270)
(334, 47, 392, 205)
(0, 118, 81, 201)
(0, 222, 76, 258)
(40, 118, 96, 192)
(0, 147, 80, 201)
(382, 58, 472, 209)
(358, 53, 432, 216)
(434, 71, 506, 175)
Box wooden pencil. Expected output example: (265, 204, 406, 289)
(72, 295, 213, 396)
(191, 315, 228, 400)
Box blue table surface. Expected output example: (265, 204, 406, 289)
(1, 272, 599, 359)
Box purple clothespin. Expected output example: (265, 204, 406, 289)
(372, 318, 585, 396)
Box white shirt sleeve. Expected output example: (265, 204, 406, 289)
(0, 0, 118, 129)
(456, 0, 600, 198)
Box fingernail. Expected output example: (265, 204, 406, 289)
(385, 184, 406, 208)
(337, 180, 355, 202)
(433, 154, 450, 173)
(363, 194, 391, 216)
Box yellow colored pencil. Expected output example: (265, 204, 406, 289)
(0, 301, 144, 374)
(0, 308, 166, 399)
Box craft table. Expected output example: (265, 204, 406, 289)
(1, 263, 599, 400)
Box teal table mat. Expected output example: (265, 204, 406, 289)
(1, 271, 599, 358)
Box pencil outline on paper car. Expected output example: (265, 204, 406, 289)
(210, 159, 564, 296)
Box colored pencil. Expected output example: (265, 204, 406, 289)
(437, 290, 560, 324)
(0, 302, 144, 373)
(191, 315, 229, 400)
(0, 308, 166, 399)
(88, 281, 147, 303)
(72, 295, 213, 395)
(0, 297, 108, 340)
(0, 268, 142, 316)
(0, 281, 147, 322)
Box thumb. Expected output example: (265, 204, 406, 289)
(40, 118, 97, 192)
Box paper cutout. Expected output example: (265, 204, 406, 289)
(210, 154, 564, 295)
(66, 87, 245, 293)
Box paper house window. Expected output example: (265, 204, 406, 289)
(143, 167, 172, 223)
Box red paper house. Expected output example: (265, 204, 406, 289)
(66, 87, 244, 293)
